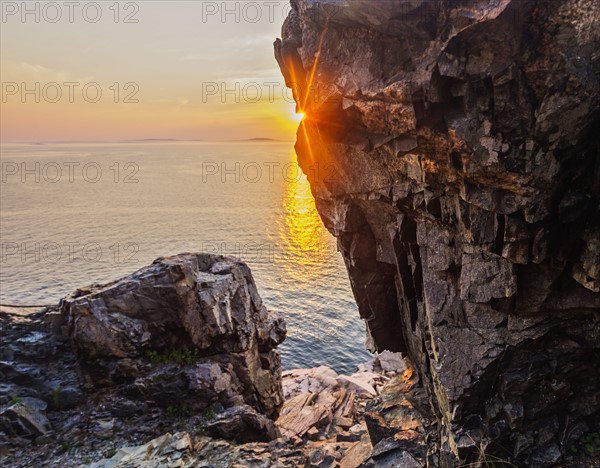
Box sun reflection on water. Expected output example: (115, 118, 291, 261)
(279, 160, 332, 282)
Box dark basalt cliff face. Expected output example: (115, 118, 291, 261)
(275, 0, 600, 465)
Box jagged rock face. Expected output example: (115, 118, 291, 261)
(60, 253, 286, 419)
(1, 255, 287, 464)
(276, 0, 600, 464)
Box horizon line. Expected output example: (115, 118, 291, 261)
(0, 137, 297, 145)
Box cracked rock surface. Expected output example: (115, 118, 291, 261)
(275, 0, 600, 465)
(0, 254, 286, 466)
(61, 253, 286, 420)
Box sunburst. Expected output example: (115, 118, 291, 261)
(292, 111, 305, 122)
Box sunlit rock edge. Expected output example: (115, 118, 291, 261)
(274, 0, 600, 466)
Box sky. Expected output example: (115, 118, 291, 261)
(0, 1, 301, 142)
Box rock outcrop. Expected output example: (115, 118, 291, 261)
(0, 254, 286, 466)
(60, 253, 286, 419)
(2, 292, 427, 467)
(276, 0, 600, 465)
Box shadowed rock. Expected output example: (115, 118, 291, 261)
(276, 0, 600, 465)
(0, 398, 51, 438)
(205, 405, 279, 443)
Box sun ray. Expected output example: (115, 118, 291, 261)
(301, 25, 329, 112)
(293, 22, 329, 168)
(300, 120, 315, 164)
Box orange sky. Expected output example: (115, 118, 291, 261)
(0, 1, 299, 142)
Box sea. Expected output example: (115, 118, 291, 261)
(0, 141, 372, 374)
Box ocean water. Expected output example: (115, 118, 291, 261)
(0, 142, 372, 374)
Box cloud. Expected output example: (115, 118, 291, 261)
(1, 60, 95, 85)
(223, 33, 277, 49)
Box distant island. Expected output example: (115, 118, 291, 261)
(227, 137, 281, 142)
(121, 138, 183, 143)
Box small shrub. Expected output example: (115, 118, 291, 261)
(583, 432, 600, 456)
(569, 431, 600, 457)
(203, 407, 216, 420)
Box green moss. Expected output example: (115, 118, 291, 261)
(146, 348, 202, 366)
(166, 404, 191, 419)
(58, 440, 83, 454)
(568, 431, 600, 457)
(58, 442, 70, 454)
(146, 350, 161, 365)
(105, 447, 117, 458)
(150, 374, 163, 383)
(203, 407, 216, 420)
(9, 396, 21, 405)
(52, 386, 62, 409)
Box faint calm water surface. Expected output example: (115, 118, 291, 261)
(0, 142, 371, 373)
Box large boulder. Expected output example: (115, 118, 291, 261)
(276, 0, 600, 465)
(60, 253, 286, 419)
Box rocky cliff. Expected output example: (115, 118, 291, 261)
(275, 0, 600, 465)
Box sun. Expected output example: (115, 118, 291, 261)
(292, 111, 305, 123)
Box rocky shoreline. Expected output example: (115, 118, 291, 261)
(0, 253, 427, 467)
(1, 254, 598, 467)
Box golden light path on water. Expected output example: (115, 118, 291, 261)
(279, 160, 333, 284)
